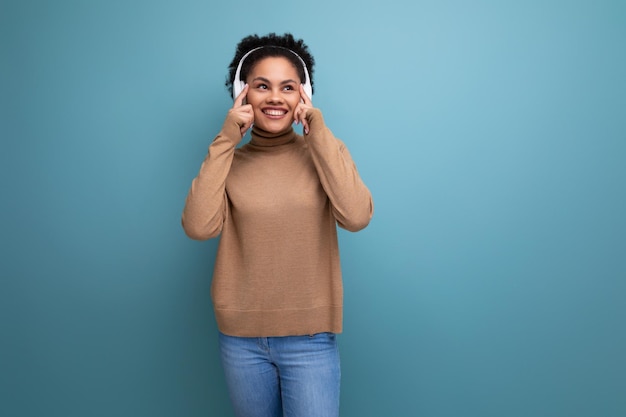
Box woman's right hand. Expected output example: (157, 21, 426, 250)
(228, 84, 254, 137)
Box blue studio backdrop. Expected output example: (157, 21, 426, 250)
(2, 1, 625, 416)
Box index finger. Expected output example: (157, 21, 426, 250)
(299, 84, 312, 105)
(233, 84, 249, 108)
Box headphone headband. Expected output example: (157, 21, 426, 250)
(232, 46, 313, 100)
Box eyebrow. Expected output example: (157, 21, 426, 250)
(252, 76, 299, 85)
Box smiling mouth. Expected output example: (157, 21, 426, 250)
(263, 109, 288, 117)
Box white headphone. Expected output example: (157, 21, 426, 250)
(232, 46, 313, 101)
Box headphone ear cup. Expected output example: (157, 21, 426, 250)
(303, 82, 313, 100)
(233, 80, 244, 101)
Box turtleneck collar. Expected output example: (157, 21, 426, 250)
(249, 125, 297, 147)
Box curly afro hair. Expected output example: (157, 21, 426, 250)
(225, 33, 315, 97)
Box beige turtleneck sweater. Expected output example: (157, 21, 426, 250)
(182, 109, 373, 337)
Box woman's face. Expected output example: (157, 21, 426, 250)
(245, 56, 303, 134)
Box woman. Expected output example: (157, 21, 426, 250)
(182, 32, 373, 417)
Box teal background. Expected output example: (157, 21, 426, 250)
(2, 0, 625, 416)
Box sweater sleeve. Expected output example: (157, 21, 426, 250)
(304, 109, 374, 232)
(181, 119, 241, 240)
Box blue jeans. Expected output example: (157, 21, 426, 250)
(218, 332, 341, 417)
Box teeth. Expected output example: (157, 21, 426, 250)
(264, 109, 286, 116)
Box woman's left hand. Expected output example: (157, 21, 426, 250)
(294, 84, 313, 135)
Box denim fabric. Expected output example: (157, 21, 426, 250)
(218, 332, 341, 417)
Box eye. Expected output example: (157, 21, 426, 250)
(256, 83, 268, 90)
(283, 84, 296, 91)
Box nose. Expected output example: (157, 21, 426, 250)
(267, 87, 284, 103)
